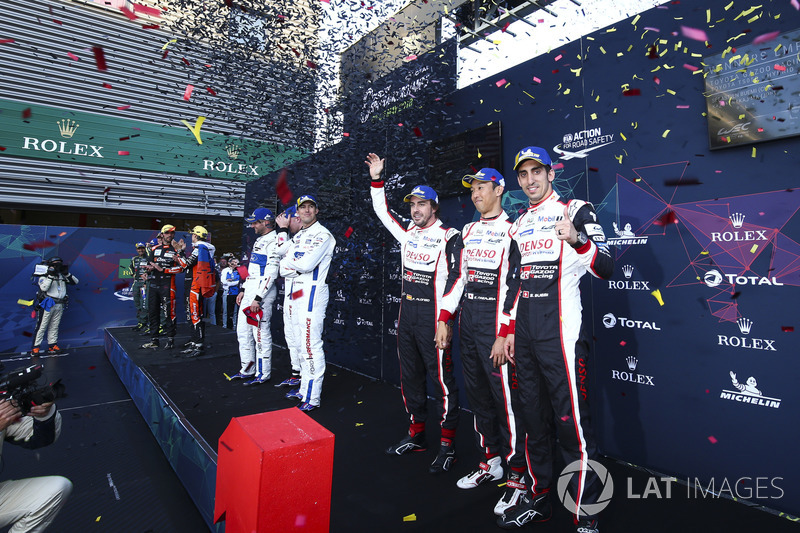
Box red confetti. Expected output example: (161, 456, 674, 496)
(623, 88, 641, 96)
(502, 21, 510, 32)
(162, 50, 169, 59)
(774, 64, 787, 72)
(141, 24, 160, 30)
(134, 3, 162, 16)
(683, 63, 699, 72)
(342, 132, 350, 137)
(22, 240, 55, 251)
(182, 57, 190, 66)
(52, 19, 62, 25)
(552, 163, 564, 170)
(67, 52, 80, 61)
(306, 60, 317, 69)
(0, 39, 15, 44)
(291, 289, 304, 299)
(102, 82, 112, 89)
(119, 7, 137, 20)
(206, 87, 217, 96)
(22, 107, 31, 119)
(0, 146, 5, 151)
(118, 151, 130, 155)
(413, 127, 422, 137)
(88, 366, 96, 370)
(782, 326, 794, 332)
(653, 76, 660, 85)
(344, 226, 354, 238)
(589, 167, 599, 172)
(276, 169, 293, 205)
(92, 46, 107, 71)
(619, 341, 626, 346)
(183, 84, 194, 101)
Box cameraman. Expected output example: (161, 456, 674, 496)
(32, 258, 78, 356)
(0, 399, 71, 531)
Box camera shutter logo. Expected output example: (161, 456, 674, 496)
(704, 269, 723, 287)
(557, 459, 614, 516)
(602, 313, 616, 328)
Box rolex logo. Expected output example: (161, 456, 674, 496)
(737, 317, 752, 335)
(57, 119, 79, 138)
(622, 265, 634, 279)
(729, 213, 745, 228)
(226, 145, 240, 159)
(626, 356, 638, 371)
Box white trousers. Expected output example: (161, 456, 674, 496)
(283, 290, 301, 375)
(236, 287, 277, 378)
(288, 281, 328, 406)
(0, 476, 72, 533)
(33, 304, 64, 348)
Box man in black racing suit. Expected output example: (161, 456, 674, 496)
(141, 224, 186, 350)
(366, 152, 461, 475)
(496, 147, 613, 533)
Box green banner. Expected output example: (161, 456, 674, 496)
(0, 99, 306, 181)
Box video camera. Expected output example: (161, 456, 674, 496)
(0, 364, 62, 415)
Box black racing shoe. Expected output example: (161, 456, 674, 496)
(576, 519, 600, 533)
(495, 471, 528, 516)
(385, 432, 427, 455)
(497, 490, 551, 529)
(429, 441, 456, 474)
(163, 338, 175, 350)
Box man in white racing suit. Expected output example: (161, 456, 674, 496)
(274, 205, 304, 389)
(232, 208, 280, 385)
(279, 195, 335, 412)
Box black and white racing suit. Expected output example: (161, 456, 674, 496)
(440, 211, 526, 468)
(500, 190, 613, 518)
(147, 243, 185, 342)
(371, 181, 460, 435)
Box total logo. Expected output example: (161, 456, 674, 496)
(719, 370, 781, 409)
(703, 269, 783, 287)
(356, 317, 374, 327)
(607, 265, 650, 291)
(602, 313, 660, 331)
(717, 317, 777, 352)
(611, 356, 655, 386)
(386, 294, 402, 304)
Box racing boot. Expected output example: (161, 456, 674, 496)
(429, 440, 456, 474)
(497, 489, 552, 529)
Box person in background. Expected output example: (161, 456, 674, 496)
(223, 258, 241, 329)
(129, 243, 149, 331)
(31, 257, 78, 355)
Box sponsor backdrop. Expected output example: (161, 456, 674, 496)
(244, 0, 800, 518)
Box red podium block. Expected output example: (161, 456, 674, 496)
(214, 408, 335, 532)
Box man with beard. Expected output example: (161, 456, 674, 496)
(141, 225, 186, 350)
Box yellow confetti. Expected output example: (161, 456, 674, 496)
(477, 148, 482, 159)
(724, 1, 733, 9)
(667, 89, 676, 95)
(181, 116, 206, 145)
(607, 27, 617, 33)
(96, 516, 102, 522)
(662, 129, 670, 138)
(651, 289, 665, 306)
(615, 154, 624, 164)
(707, 9, 711, 23)
(613, 107, 618, 114)
(523, 91, 535, 99)
(750, 244, 759, 253)
(571, 67, 582, 76)
(564, 88, 571, 95)
(751, 147, 756, 158)
(620, 132, 627, 141)
(223, 373, 232, 381)
(355, 423, 364, 427)
(403, 514, 417, 522)
(161, 39, 177, 50)
(701, 250, 709, 255)
(357, 401, 363, 404)
(632, 14, 640, 25)
(17, 299, 34, 306)
(600, 46, 606, 54)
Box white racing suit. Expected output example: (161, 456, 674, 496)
(236, 232, 279, 379)
(33, 271, 78, 350)
(279, 221, 335, 407)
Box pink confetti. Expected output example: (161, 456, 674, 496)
(118, 151, 130, 155)
(676, 105, 690, 109)
(715, 170, 722, 173)
(183, 84, 194, 101)
(681, 25, 709, 42)
(619, 340, 626, 346)
(719, 100, 726, 106)
(753, 31, 780, 45)
(554, 54, 562, 61)
(643, 27, 660, 32)
(533, 76, 541, 84)
(404, 54, 417, 61)
(708, 436, 718, 444)
(552, 163, 564, 170)
(653, 76, 660, 85)
(495, 78, 507, 87)
(758, 212, 765, 216)
(793, 0, 800, 10)
(119, 6, 138, 20)
(133, 3, 162, 16)
(67, 52, 79, 61)
(683, 63, 699, 72)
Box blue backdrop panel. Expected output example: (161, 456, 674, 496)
(0, 224, 192, 353)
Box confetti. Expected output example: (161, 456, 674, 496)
(651, 289, 665, 306)
(102, 83, 112, 89)
(344, 226, 354, 238)
(118, 151, 130, 156)
(206, 87, 217, 96)
(67, 52, 80, 61)
(23, 239, 55, 250)
(782, 326, 794, 332)
(119, 6, 137, 20)
(291, 289, 304, 299)
(183, 84, 194, 101)
(750, 244, 758, 253)
(532, 76, 541, 84)
(22, 107, 31, 119)
(92, 46, 107, 71)
(708, 436, 718, 444)
(276, 169, 292, 204)
(134, 3, 162, 16)
(681, 26, 709, 42)
(0, 39, 15, 44)
(17, 299, 34, 306)
(753, 31, 780, 44)
(403, 515, 417, 522)
(495, 78, 507, 87)
(623, 88, 641, 96)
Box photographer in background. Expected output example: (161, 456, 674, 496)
(31, 258, 78, 355)
(0, 398, 71, 531)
